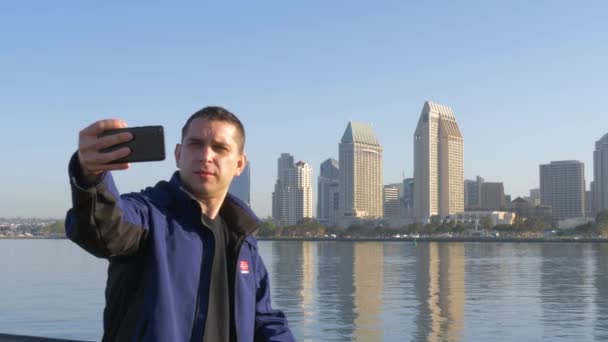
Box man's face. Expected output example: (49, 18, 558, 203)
(175, 118, 246, 201)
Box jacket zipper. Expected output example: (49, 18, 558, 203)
(231, 235, 246, 342)
(137, 320, 149, 342)
(190, 228, 210, 340)
(192, 293, 201, 338)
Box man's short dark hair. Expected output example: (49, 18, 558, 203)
(181, 106, 246, 153)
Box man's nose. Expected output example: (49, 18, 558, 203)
(200, 145, 215, 162)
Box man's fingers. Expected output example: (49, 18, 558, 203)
(79, 128, 132, 156)
(79, 145, 131, 175)
(94, 119, 128, 133)
(96, 131, 133, 150)
(79, 118, 132, 159)
(80, 119, 128, 137)
(78, 119, 134, 176)
(82, 146, 131, 166)
(102, 146, 132, 163)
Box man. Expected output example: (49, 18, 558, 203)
(65, 106, 295, 341)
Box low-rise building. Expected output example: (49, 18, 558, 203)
(557, 217, 594, 229)
(447, 211, 516, 227)
(507, 197, 552, 224)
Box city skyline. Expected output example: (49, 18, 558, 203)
(2, 2, 607, 218)
(3, 111, 607, 220)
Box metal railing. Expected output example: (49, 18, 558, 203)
(0, 334, 88, 342)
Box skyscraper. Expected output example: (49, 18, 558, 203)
(590, 181, 596, 215)
(383, 184, 401, 218)
(272, 154, 313, 226)
(464, 176, 484, 210)
(339, 121, 383, 220)
(401, 178, 415, 219)
(317, 158, 340, 225)
(272, 153, 294, 222)
(480, 182, 505, 210)
(594, 133, 608, 215)
(414, 101, 464, 221)
(291, 161, 313, 223)
(586, 190, 594, 217)
(228, 160, 250, 205)
(540, 160, 585, 222)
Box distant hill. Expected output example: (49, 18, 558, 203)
(43, 219, 66, 237)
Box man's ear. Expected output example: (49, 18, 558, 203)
(235, 154, 247, 176)
(174, 143, 181, 168)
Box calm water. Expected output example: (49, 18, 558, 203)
(2, 240, 608, 341)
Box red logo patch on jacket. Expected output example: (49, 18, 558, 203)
(240, 260, 250, 274)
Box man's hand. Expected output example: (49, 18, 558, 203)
(78, 119, 133, 184)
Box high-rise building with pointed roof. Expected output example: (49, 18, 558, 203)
(339, 121, 383, 220)
(594, 133, 608, 215)
(414, 101, 464, 221)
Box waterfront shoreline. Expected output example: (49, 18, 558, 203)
(2, 236, 607, 243)
(258, 236, 607, 243)
(0, 236, 65, 240)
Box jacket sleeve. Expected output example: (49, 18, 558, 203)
(64, 152, 150, 258)
(253, 252, 296, 342)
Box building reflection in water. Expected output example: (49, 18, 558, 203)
(269, 240, 465, 341)
(260, 240, 608, 341)
(594, 244, 608, 340)
(316, 241, 356, 340)
(353, 242, 384, 341)
(540, 243, 591, 340)
(300, 241, 315, 327)
(414, 242, 465, 342)
(270, 241, 305, 322)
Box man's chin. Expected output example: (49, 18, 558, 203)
(193, 184, 218, 197)
(180, 179, 209, 197)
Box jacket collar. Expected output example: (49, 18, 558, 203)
(161, 172, 260, 236)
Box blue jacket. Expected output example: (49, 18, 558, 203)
(65, 155, 294, 341)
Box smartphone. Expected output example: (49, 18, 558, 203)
(100, 125, 166, 163)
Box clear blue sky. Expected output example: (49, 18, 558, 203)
(1, 1, 607, 218)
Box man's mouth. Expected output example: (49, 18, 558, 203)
(195, 170, 214, 176)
